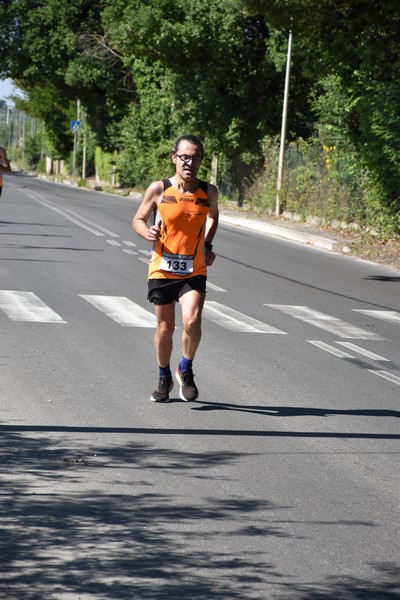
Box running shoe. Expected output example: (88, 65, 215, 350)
(150, 376, 174, 402)
(175, 366, 199, 401)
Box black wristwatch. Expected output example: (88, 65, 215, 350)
(205, 241, 213, 251)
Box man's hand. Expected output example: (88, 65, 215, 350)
(147, 219, 162, 242)
(205, 247, 216, 266)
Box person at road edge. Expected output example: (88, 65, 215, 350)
(0, 146, 11, 196)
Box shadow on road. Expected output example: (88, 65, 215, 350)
(284, 563, 400, 599)
(1, 428, 397, 598)
(191, 400, 400, 420)
(0, 422, 399, 440)
(0, 429, 287, 598)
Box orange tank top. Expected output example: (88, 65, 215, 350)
(148, 178, 210, 280)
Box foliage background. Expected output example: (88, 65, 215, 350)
(1, 0, 399, 235)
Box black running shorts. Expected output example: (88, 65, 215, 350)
(148, 275, 207, 305)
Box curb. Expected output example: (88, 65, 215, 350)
(219, 213, 338, 252)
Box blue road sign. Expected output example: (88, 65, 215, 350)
(70, 120, 81, 134)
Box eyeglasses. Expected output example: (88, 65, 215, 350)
(175, 153, 203, 164)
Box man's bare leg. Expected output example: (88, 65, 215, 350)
(154, 302, 176, 367)
(175, 290, 205, 401)
(179, 290, 205, 359)
(150, 302, 176, 402)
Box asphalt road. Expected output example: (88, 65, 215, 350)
(1, 172, 399, 599)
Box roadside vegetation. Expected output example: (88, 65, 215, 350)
(1, 1, 399, 240)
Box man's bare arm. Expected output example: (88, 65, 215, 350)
(204, 183, 219, 266)
(205, 183, 219, 244)
(132, 181, 163, 243)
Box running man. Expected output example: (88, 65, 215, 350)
(0, 146, 11, 196)
(132, 134, 219, 402)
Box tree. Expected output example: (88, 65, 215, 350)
(101, 0, 286, 198)
(242, 0, 400, 230)
(0, 0, 132, 155)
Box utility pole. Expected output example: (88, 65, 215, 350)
(6, 102, 12, 148)
(81, 106, 87, 180)
(82, 129, 87, 180)
(275, 28, 293, 216)
(72, 99, 80, 178)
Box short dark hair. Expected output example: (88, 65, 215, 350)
(171, 134, 204, 157)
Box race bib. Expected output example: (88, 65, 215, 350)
(160, 252, 194, 276)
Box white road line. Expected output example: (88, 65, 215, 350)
(203, 301, 286, 333)
(59, 207, 119, 238)
(122, 249, 138, 255)
(138, 258, 150, 264)
(265, 305, 383, 339)
(123, 241, 137, 247)
(107, 240, 121, 246)
(80, 295, 156, 327)
(23, 190, 120, 238)
(139, 249, 152, 256)
(0, 291, 66, 323)
(369, 370, 400, 386)
(206, 281, 226, 292)
(307, 340, 355, 358)
(336, 342, 390, 362)
(354, 309, 400, 324)
(23, 190, 104, 236)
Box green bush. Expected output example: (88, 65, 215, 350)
(95, 146, 116, 183)
(246, 135, 371, 227)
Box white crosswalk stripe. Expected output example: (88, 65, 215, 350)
(0, 291, 396, 347)
(336, 342, 390, 361)
(2, 289, 399, 387)
(206, 281, 226, 292)
(368, 370, 400, 386)
(265, 304, 383, 339)
(353, 309, 400, 324)
(308, 340, 354, 358)
(0, 291, 66, 323)
(80, 295, 156, 327)
(308, 339, 399, 387)
(203, 301, 286, 333)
